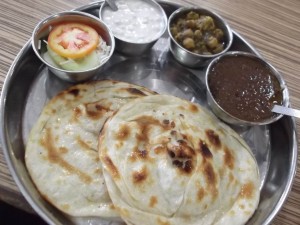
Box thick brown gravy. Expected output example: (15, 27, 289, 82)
(208, 55, 283, 122)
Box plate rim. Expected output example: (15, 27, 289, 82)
(0, 1, 298, 225)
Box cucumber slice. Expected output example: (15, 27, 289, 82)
(46, 45, 100, 71)
(42, 51, 59, 67)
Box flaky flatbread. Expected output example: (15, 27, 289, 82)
(25, 80, 156, 217)
(99, 94, 260, 225)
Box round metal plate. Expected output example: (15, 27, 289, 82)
(0, 1, 297, 225)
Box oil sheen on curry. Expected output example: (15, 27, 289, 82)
(208, 55, 283, 122)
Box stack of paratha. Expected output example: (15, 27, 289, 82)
(26, 80, 260, 225)
(99, 94, 260, 225)
(25, 80, 156, 217)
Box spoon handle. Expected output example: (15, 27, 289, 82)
(106, 0, 118, 11)
(272, 105, 300, 118)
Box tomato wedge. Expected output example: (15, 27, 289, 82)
(48, 23, 99, 59)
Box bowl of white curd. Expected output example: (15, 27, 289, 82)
(99, 0, 167, 56)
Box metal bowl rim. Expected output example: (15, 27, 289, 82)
(99, 0, 168, 45)
(205, 51, 289, 126)
(31, 10, 115, 74)
(167, 6, 233, 59)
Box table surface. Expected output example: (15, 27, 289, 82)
(0, 0, 299, 224)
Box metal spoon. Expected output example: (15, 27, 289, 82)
(106, 0, 118, 11)
(272, 105, 300, 118)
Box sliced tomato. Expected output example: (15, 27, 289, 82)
(48, 23, 99, 59)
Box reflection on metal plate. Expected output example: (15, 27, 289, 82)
(0, 1, 297, 225)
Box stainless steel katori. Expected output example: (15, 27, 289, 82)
(99, 0, 168, 56)
(32, 11, 115, 82)
(168, 6, 233, 68)
(0, 1, 297, 225)
(205, 51, 290, 126)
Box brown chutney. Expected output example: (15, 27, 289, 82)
(208, 54, 283, 122)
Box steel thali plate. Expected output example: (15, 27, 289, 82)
(0, 1, 297, 225)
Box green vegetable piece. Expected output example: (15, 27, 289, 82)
(46, 45, 100, 71)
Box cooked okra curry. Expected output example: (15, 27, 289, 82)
(170, 11, 225, 55)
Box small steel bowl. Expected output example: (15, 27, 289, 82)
(205, 51, 289, 126)
(168, 7, 233, 68)
(99, 0, 167, 56)
(32, 11, 115, 82)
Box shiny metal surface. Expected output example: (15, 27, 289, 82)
(32, 11, 115, 82)
(168, 6, 233, 68)
(105, 0, 118, 11)
(272, 105, 300, 118)
(0, 1, 297, 225)
(205, 51, 289, 126)
(99, 0, 167, 56)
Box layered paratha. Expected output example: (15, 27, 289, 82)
(99, 95, 260, 225)
(25, 80, 156, 217)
